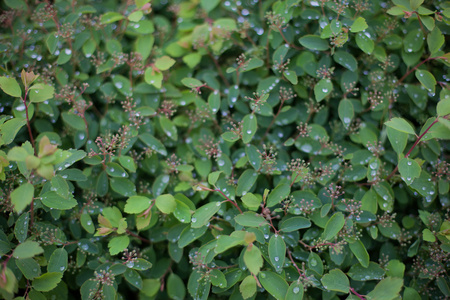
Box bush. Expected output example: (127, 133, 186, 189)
(0, 0, 450, 299)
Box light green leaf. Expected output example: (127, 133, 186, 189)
(124, 196, 152, 214)
(244, 244, 263, 275)
(323, 212, 345, 241)
(155, 194, 176, 214)
(366, 277, 403, 300)
(29, 84, 55, 103)
(144, 68, 163, 88)
(240, 275, 257, 299)
(16, 258, 40, 280)
(100, 12, 124, 24)
(398, 158, 421, 185)
(139, 133, 167, 156)
(241, 193, 261, 210)
(350, 17, 368, 32)
(108, 235, 130, 255)
(410, 0, 424, 10)
(11, 182, 34, 213)
(423, 228, 436, 242)
(155, 55, 176, 71)
(385, 117, 416, 134)
(167, 273, 186, 299)
(181, 77, 203, 88)
(356, 32, 374, 54)
(0, 76, 21, 97)
(0, 117, 26, 145)
(321, 269, 349, 293)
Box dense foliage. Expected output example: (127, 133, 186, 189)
(0, 0, 450, 299)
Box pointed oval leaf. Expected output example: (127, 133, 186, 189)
(191, 201, 221, 228)
(259, 271, 289, 299)
(268, 234, 286, 273)
(48, 248, 68, 273)
(398, 158, 421, 185)
(323, 212, 345, 241)
(321, 269, 349, 293)
(242, 114, 257, 144)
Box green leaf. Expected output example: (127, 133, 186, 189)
(112, 75, 132, 97)
(61, 112, 86, 131)
(16, 258, 40, 280)
(267, 184, 290, 208)
(285, 281, 304, 300)
(80, 213, 95, 234)
(366, 277, 403, 300)
(356, 32, 374, 54)
(308, 252, 323, 275)
(350, 17, 368, 32)
(29, 84, 55, 103)
(410, 0, 424, 10)
(110, 177, 136, 197)
(423, 228, 436, 242)
(244, 244, 263, 275)
(108, 235, 130, 255)
(96, 171, 109, 197)
(259, 271, 289, 299)
(398, 158, 421, 185)
(159, 116, 178, 141)
(208, 90, 221, 113)
(124, 196, 152, 214)
(385, 117, 416, 134)
(338, 99, 354, 128)
(124, 268, 142, 289)
(348, 262, 385, 281)
(437, 98, 450, 117)
(323, 212, 345, 241)
(155, 55, 176, 70)
(181, 77, 203, 88)
(415, 69, 436, 94)
(268, 235, 285, 273)
(283, 70, 298, 84)
(386, 127, 408, 155)
(144, 68, 163, 88)
(235, 212, 268, 227)
(0, 76, 21, 97)
(191, 202, 221, 228)
(142, 279, 161, 297)
(32, 272, 63, 292)
(139, 133, 167, 156)
(14, 212, 29, 243)
(279, 216, 311, 232)
(13, 241, 43, 259)
(236, 169, 258, 196)
(349, 240, 370, 268)
(47, 248, 68, 273)
(155, 194, 176, 214)
(299, 35, 329, 51)
(246, 145, 261, 170)
(178, 226, 207, 248)
(321, 269, 349, 293)
(240, 275, 257, 299)
(386, 260, 405, 278)
(10, 183, 34, 213)
(334, 51, 358, 72)
(40, 191, 78, 210)
(208, 171, 222, 186)
(314, 79, 333, 102)
(427, 27, 445, 54)
(167, 273, 186, 299)
(100, 12, 124, 24)
(242, 114, 257, 144)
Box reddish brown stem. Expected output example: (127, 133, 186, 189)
(216, 189, 243, 214)
(350, 287, 366, 300)
(126, 229, 151, 244)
